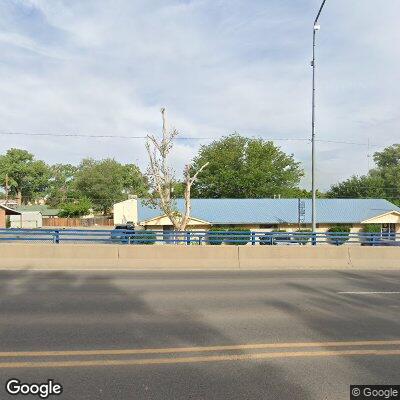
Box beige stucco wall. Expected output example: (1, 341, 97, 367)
(362, 212, 400, 224)
(113, 199, 138, 225)
(144, 224, 209, 231)
(141, 215, 210, 228)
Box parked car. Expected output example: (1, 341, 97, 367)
(260, 232, 293, 245)
(110, 225, 157, 245)
(110, 224, 136, 243)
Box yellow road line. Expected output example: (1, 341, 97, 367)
(0, 349, 400, 369)
(1, 339, 400, 358)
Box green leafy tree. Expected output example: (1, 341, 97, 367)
(288, 188, 326, 198)
(171, 181, 186, 197)
(327, 174, 386, 199)
(121, 164, 149, 197)
(74, 158, 148, 214)
(327, 144, 400, 206)
(190, 134, 304, 198)
(46, 164, 78, 207)
(58, 198, 92, 218)
(373, 144, 400, 205)
(0, 148, 50, 204)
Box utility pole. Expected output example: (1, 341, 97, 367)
(298, 198, 301, 231)
(311, 0, 328, 238)
(5, 174, 9, 205)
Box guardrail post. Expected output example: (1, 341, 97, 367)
(311, 232, 317, 246)
(251, 232, 256, 245)
(53, 230, 60, 244)
(186, 232, 190, 245)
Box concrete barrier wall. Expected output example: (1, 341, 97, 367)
(0, 243, 119, 269)
(118, 245, 239, 269)
(0, 243, 399, 270)
(348, 247, 400, 269)
(238, 246, 352, 269)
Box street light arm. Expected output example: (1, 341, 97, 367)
(314, 0, 328, 26)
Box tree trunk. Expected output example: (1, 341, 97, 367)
(16, 189, 22, 206)
(146, 108, 208, 235)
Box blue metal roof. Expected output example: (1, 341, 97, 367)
(138, 198, 400, 225)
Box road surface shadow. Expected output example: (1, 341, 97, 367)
(0, 270, 311, 400)
(268, 270, 400, 383)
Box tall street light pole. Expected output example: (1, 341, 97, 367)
(311, 0, 328, 237)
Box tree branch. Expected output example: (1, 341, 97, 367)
(145, 108, 208, 231)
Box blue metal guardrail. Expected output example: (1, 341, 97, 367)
(0, 229, 398, 246)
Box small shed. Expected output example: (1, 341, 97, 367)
(10, 211, 43, 228)
(113, 199, 138, 225)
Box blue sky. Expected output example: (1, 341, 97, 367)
(0, 0, 399, 190)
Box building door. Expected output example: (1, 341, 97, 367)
(381, 223, 396, 240)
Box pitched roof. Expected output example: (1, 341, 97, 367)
(15, 205, 59, 216)
(0, 204, 22, 215)
(137, 198, 400, 225)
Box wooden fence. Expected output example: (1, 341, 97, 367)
(42, 217, 114, 228)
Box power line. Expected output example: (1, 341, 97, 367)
(328, 196, 400, 200)
(0, 131, 206, 140)
(0, 131, 310, 142)
(0, 131, 391, 147)
(315, 139, 380, 147)
(11, 192, 400, 202)
(329, 185, 400, 191)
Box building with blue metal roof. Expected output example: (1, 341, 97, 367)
(114, 198, 400, 235)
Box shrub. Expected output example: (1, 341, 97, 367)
(206, 227, 228, 245)
(327, 225, 351, 245)
(292, 229, 312, 245)
(133, 230, 157, 245)
(226, 228, 251, 245)
(363, 224, 381, 233)
(361, 224, 381, 245)
(58, 198, 92, 218)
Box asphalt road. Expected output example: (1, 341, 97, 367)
(0, 269, 399, 399)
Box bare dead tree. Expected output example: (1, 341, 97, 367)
(146, 108, 208, 231)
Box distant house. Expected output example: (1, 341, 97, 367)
(113, 198, 400, 236)
(0, 199, 18, 207)
(0, 204, 21, 228)
(6, 205, 59, 229)
(14, 205, 60, 218)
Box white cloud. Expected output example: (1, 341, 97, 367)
(0, 0, 399, 189)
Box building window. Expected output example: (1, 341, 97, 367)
(382, 223, 396, 239)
